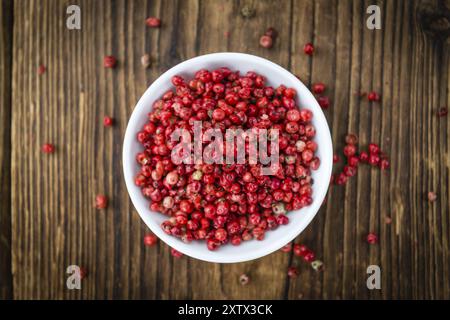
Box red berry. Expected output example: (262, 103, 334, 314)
(293, 244, 308, 257)
(95, 194, 108, 209)
(103, 55, 117, 68)
(264, 27, 278, 39)
(348, 155, 359, 167)
(427, 191, 437, 202)
(343, 165, 357, 177)
(359, 151, 369, 163)
(259, 35, 273, 48)
(366, 233, 378, 244)
(303, 251, 315, 262)
(437, 107, 448, 117)
(38, 64, 46, 75)
(367, 91, 380, 102)
(287, 266, 298, 278)
(146, 17, 161, 28)
(368, 153, 380, 166)
(144, 234, 158, 246)
(317, 96, 330, 109)
(379, 158, 390, 170)
(281, 243, 292, 253)
(207, 238, 221, 251)
(345, 133, 358, 145)
(170, 248, 183, 258)
(103, 116, 113, 127)
(335, 172, 348, 185)
(368, 143, 380, 155)
(343, 144, 357, 157)
(312, 83, 325, 94)
(41, 143, 55, 154)
(333, 154, 340, 163)
(303, 42, 314, 55)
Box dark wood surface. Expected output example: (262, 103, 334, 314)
(1, 0, 449, 299)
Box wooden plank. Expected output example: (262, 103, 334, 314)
(0, 0, 13, 300)
(9, 0, 450, 299)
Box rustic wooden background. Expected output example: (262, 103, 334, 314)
(0, 0, 449, 300)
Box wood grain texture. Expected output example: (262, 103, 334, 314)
(6, 0, 450, 299)
(0, 0, 13, 300)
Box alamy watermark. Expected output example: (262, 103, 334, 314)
(366, 265, 381, 290)
(66, 265, 82, 290)
(366, 5, 381, 30)
(66, 5, 81, 30)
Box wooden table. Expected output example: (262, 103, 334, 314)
(0, 0, 449, 300)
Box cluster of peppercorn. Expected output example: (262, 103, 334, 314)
(332, 134, 389, 186)
(135, 67, 320, 251)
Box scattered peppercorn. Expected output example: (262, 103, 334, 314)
(38, 64, 46, 75)
(293, 244, 308, 257)
(41, 143, 55, 154)
(317, 96, 330, 109)
(146, 17, 161, 28)
(95, 194, 108, 209)
(303, 43, 315, 55)
(259, 35, 273, 48)
(345, 133, 358, 145)
(264, 27, 278, 40)
(170, 248, 183, 258)
(427, 191, 437, 202)
(366, 232, 378, 244)
(303, 251, 315, 262)
(333, 154, 340, 163)
(367, 91, 380, 102)
(103, 55, 117, 68)
(312, 83, 325, 94)
(141, 54, 151, 68)
(103, 116, 113, 127)
(287, 266, 299, 278)
(144, 234, 158, 246)
(281, 243, 292, 253)
(437, 107, 448, 117)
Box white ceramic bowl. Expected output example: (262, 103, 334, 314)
(123, 52, 333, 263)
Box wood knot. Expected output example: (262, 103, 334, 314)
(418, 1, 450, 40)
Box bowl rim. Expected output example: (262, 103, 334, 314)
(123, 52, 333, 263)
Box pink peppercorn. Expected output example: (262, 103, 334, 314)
(144, 234, 158, 246)
(95, 194, 108, 209)
(103, 56, 117, 68)
(103, 116, 113, 127)
(146, 17, 161, 28)
(303, 251, 315, 262)
(367, 91, 380, 102)
(38, 64, 46, 75)
(317, 96, 330, 109)
(287, 266, 299, 278)
(312, 83, 325, 94)
(170, 248, 183, 258)
(427, 191, 437, 202)
(303, 43, 314, 55)
(41, 143, 55, 154)
(366, 233, 378, 244)
(259, 35, 273, 48)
